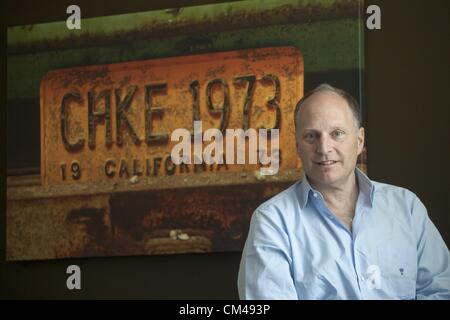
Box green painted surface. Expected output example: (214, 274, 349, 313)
(8, 19, 362, 101)
(8, 0, 357, 49)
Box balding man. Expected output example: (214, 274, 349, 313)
(238, 84, 450, 300)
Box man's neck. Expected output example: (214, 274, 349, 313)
(308, 171, 359, 218)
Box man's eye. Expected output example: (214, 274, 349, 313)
(332, 130, 345, 139)
(303, 133, 315, 142)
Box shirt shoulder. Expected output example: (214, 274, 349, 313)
(372, 180, 417, 198)
(372, 180, 422, 216)
(247, 181, 303, 249)
(254, 180, 302, 219)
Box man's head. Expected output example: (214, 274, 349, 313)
(294, 84, 364, 189)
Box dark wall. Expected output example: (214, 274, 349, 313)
(365, 0, 450, 245)
(1, 0, 449, 299)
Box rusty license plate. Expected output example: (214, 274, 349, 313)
(40, 46, 304, 186)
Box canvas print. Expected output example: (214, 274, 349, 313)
(7, 0, 365, 260)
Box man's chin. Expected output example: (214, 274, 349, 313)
(308, 171, 340, 187)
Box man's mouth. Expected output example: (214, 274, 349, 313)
(314, 160, 338, 166)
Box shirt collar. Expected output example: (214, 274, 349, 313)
(297, 173, 314, 209)
(355, 167, 375, 206)
(297, 167, 375, 209)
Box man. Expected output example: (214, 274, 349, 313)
(238, 84, 450, 299)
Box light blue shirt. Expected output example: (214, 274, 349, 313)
(238, 169, 450, 299)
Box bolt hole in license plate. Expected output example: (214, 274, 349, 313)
(40, 46, 303, 186)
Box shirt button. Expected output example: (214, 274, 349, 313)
(313, 193, 318, 198)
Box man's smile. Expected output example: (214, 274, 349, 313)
(314, 160, 338, 166)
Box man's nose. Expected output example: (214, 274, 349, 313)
(316, 134, 332, 154)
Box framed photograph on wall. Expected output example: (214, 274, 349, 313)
(7, 0, 365, 261)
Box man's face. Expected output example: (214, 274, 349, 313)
(295, 91, 364, 189)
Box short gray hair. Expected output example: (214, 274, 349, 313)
(294, 83, 361, 130)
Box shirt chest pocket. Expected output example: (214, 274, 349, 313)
(377, 237, 417, 299)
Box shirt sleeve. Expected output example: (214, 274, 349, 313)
(411, 194, 450, 299)
(238, 208, 298, 299)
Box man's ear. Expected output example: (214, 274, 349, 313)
(357, 127, 365, 155)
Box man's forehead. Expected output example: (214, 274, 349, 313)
(297, 91, 354, 128)
(301, 90, 348, 109)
